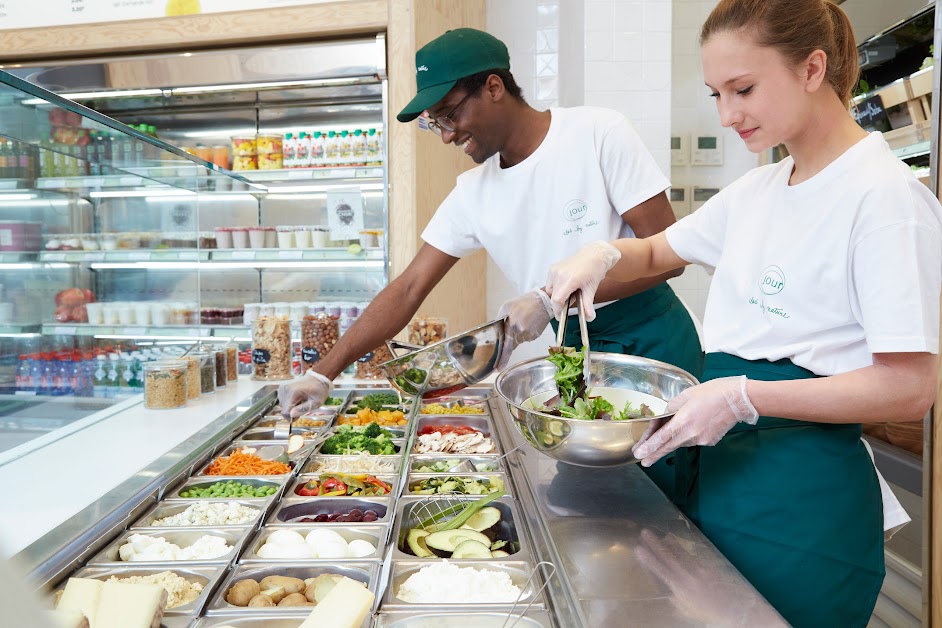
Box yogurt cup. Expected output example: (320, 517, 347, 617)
(231, 228, 249, 249)
(276, 226, 295, 249)
(214, 227, 233, 249)
(248, 227, 266, 249)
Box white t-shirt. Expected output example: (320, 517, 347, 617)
(667, 132, 942, 376)
(422, 106, 670, 295)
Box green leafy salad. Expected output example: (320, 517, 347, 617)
(541, 347, 655, 421)
(320, 423, 398, 455)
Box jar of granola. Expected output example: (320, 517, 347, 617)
(251, 316, 293, 380)
(225, 343, 238, 381)
(407, 316, 448, 346)
(191, 350, 216, 394)
(182, 355, 201, 400)
(300, 313, 339, 370)
(212, 347, 228, 388)
(144, 360, 187, 409)
(355, 344, 393, 380)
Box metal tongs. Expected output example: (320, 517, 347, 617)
(554, 289, 593, 390)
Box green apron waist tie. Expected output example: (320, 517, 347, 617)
(550, 283, 704, 504)
(682, 352, 884, 627)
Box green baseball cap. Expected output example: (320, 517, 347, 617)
(397, 28, 511, 123)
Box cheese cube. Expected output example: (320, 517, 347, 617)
(56, 578, 102, 627)
(299, 576, 373, 628)
(95, 581, 167, 628)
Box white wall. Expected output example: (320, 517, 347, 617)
(485, 0, 676, 363)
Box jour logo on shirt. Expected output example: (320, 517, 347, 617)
(564, 199, 588, 222)
(759, 265, 786, 295)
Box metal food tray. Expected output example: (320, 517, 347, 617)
(408, 455, 502, 474)
(301, 454, 402, 476)
(196, 444, 312, 477)
(416, 397, 491, 415)
(193, 617, 349, 628)
(86, 528, 248, 567)
(240, 524, 387, 563)
(64, 565, 226, 616)
(391, 497, 527, 562)
(376, 610, 552, 628)
(412, 416, 500, 455)
(320, 425, 407, 439)
(167, 476, 289, 501)
(381, 560, 545, 612)
(131, 499, 269, 530)
(288, 474, 398, 500)
(268, 497, 394, 526)
(205, 561, 379, 617)
(237, 425, 327, 442)
(404, 473, 511, 498)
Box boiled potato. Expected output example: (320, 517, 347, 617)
(259, 575, 306, 595)
(225, 579, 260, 606)
(277, 592, 311, 607)
(247, 593, 275, 607)
(260, 585, 286, 604)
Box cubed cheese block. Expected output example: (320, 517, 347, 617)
(44, 609, 90, 628)
(56, 578, 102, 626)
(299, 576, 373, 628)
(96, 581, 168, 628)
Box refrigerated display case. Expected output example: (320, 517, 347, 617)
(0, 38, 391, 458)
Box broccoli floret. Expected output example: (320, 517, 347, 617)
(363, 422, 382, 438)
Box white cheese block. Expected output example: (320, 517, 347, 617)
(95, 581, 168, 628)
(44, 609, 90, 628)
(56, 578, 103, 627)
(299, 576, 373, 628)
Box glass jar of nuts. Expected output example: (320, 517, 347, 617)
(300, 313, 339, 370)
(144, 360, 188, 409)
(251, 316, 293, 380)
(355, 344, 394, 380)
(407, 316, 448, 346)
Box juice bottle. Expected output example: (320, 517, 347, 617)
(339, 130, 352, 166)
(325, 131, 339, 167)
(311, 131, 325, 167)
(296, 132, 311, 167)
(283, 132, 296, 168)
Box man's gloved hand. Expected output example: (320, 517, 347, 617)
(632, 376, 759, 466)
(496, 290, 554, 369)
(545, 241, 621, 321)
(278, 370, 332, 419)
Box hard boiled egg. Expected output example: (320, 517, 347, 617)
(347, 539, 376, 558)
(267, 529, 306, 545)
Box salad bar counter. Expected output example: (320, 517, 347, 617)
(17, 383, 784, 627)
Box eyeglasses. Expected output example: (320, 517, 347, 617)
(425, 91, 475, 136)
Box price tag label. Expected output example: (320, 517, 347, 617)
(252, 348, 271, 364)
(13, 390, 37, 397)
(85, 253, 105, 262)
(44, 253, 65, 261)
(287, 169, 311, 180)
(279, 250, 303, 260)
(301, 347, 320, 364)
(55, 326, 77, 336)
(122, 327, 146, 336)
(231, 251, 255, 260)
(357, 351, 374, 363)
(126, 252, 150, 261)
(43, 179, 65, 189)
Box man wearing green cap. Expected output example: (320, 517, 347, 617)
(279, 28, 702, 501)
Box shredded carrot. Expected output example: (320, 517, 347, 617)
(204, 450, 292, 475)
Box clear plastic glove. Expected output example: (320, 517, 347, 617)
(278, 370, 332, 419)
(632, 376, 758, 466)
(495, 290, 554, 369)
(545, 241, 621, 321)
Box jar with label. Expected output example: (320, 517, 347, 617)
(191, 351, 216, 394)
(300, 313, 339, 370)
(225, 343, 238, 381)
(251, 316, 293, 380)
(182, 355, 201, 400)
(144, 360, 188, 409)
(231, 136, 257, 156)
(355, 344, 393, 379)
(408, 316, 448, 346)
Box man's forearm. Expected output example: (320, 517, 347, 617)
(594, 268, 682, 303)
(313, 281, 424, 380)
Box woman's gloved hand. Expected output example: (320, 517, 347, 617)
(632, 376, 758, 466)
(545, 241, 621, 321)
(278, 370, 332, 418)
(496, 289, 554, 369)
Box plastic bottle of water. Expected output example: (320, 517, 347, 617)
(105, 353, 120, 398)
(30, 353, 44, 395)
(57, 351, 74, 396)
(15, 354, 32, 393)
(93, 354, 108, 398)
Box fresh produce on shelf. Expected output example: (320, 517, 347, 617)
(305, 453, 397, 474)
(349, 391, 400, 411)
(178, 480, 278, 498)
(413, 424, 495, 454)
(255, 528, 376, 559)
(297, 507, 381, 523)
(323, 396, 344, 406)
(403, 495, 512, 560)
(410, 475, 504, 496)
(319, 424, 397, 455)
(203, 450, 292, 475)
(337, 407, 407, 426)
(53, 287, 95, 323)
(295, 473, 391, 497)
(413, 459, 499, 473)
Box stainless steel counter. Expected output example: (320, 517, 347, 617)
(488, 393, 787, 627)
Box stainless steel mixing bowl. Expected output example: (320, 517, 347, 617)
(495, 352, 699, 467)
(381, 318, 505, 399)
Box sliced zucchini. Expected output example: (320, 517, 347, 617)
(491, 550, 510, 558)
(406, 528, 434, 557)
(424, 528, 492, 557)
(450, 540, 494, 559)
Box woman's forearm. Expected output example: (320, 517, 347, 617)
(746, 353, 938, 424)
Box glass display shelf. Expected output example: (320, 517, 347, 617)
(42, 323, 252, 340)
(242, 166, 383, 184)
(893, 140, 931, 160)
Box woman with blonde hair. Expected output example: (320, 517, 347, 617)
(545, 0, 942, 624)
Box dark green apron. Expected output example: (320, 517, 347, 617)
(551, 283, 704, 499)
(684, 353, 884, 627)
